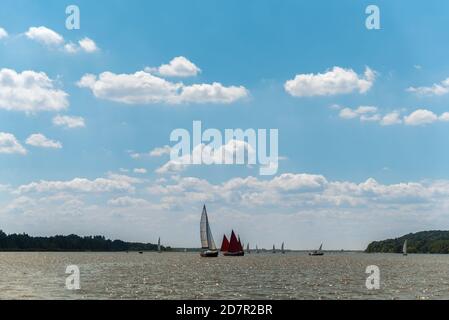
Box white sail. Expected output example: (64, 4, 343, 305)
(403, 240, 407, 255)
(200, 205, 216, 250)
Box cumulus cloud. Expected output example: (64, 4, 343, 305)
(16, 174, 140, 194)
(108, 196, 150, 207)
(0, 68, 69, 113)
(133, 168, 147, 174)
(148, 56, 201, 77)
(380, 112, 402, 126)
(404, 109, 438, 126)
(0, 132, 27, 155)
(77, 70, 248, 105)
(285, 66, 375, 97)
(149, 145, 172, 157)
(0, 27, 8, 39)
(78, 37, 98, 53)
(52, 115, 85, 128)
(25, 26, 64, 46)
(336, 107, 449, 127)
(24, 26, 98, 54)
(26, 133, 62, 149)
(156, 139, 257, 174)
(407, 78, 449, 96)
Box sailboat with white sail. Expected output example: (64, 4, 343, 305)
(403, 240, 408, 256)
(200, 205, 219, 257)
(309, 243, 324, 256)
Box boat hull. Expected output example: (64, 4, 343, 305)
(309, 252, 324, 256)
(223, 251, 245, 256)
(200, 250, 219, 257)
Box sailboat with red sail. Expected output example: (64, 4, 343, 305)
(223, 230, 244, 256)
(220, 235, 230, 252)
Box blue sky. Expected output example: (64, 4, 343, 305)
(1, 1, 449, 249)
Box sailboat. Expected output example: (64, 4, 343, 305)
(157, 237, 162, 253)
(220, 235, 230, 253)
(223, 230, 244, 256)
(281, 242, 285, 254)
(247, 243, 250, 254)
(272, 244, 276, 253)
(309, 243, 324, 256)
(403, 240, 408, 256)
(200, 205, 219, 257)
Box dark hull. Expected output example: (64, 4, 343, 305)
(200, 250, 219, 257)
(223, 251, 245, 256)
(309, 252, 324, 256)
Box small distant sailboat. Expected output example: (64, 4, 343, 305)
(272, 244, 276, 253)
(281, 242, 285, 254)
(309, 243, 324, 256)
(223, 230, 244, 256)
(403, 240, 408, 256)
(157, 237, 162, 253)
(200, 205, 219, 257)
(220, 234, 230, 253)
(247, 243, 250, 254)
(256, 245, 259, 253)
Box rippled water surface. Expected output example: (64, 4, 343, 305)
(1, 252, 449, 299)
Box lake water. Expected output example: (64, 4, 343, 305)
(0, 252, 448, 300)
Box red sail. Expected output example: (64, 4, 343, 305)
(228, 230, 241, 253)
(220, 235, 230, 252)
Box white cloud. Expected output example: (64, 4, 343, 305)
(108, 196, 150, 207)
(26, 133, 62, 149)
(439, 112, 449, 122)
(25, 26, 64, 46)
(53, 115, 85, 128)
(380, 112, 402, 126)
(77, 70, 248, 105)
(149, 145, 171, 157)
(336, 107, 449, 127)
(407, 78, 449, 96)
(339, 106, 378, 120)
(64, 42, 78, 53)
(133, 168, 147, 174)
(404, 109, 438, 126)
(0, 27, 8, 39)
(0, 68, 69, 113)
(151, 56, 200, 77)
(285, 66, 375, 97)
(156, 139, 257, 174)
(16, 174, 140, 194)
(78, 37, 98, 53)
(0, 132, 27, 155)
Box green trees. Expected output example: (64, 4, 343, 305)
(366, 231, 449, 253)
(0, 230, 167, 252)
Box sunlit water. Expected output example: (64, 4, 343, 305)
(0, 252, 448, 299)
